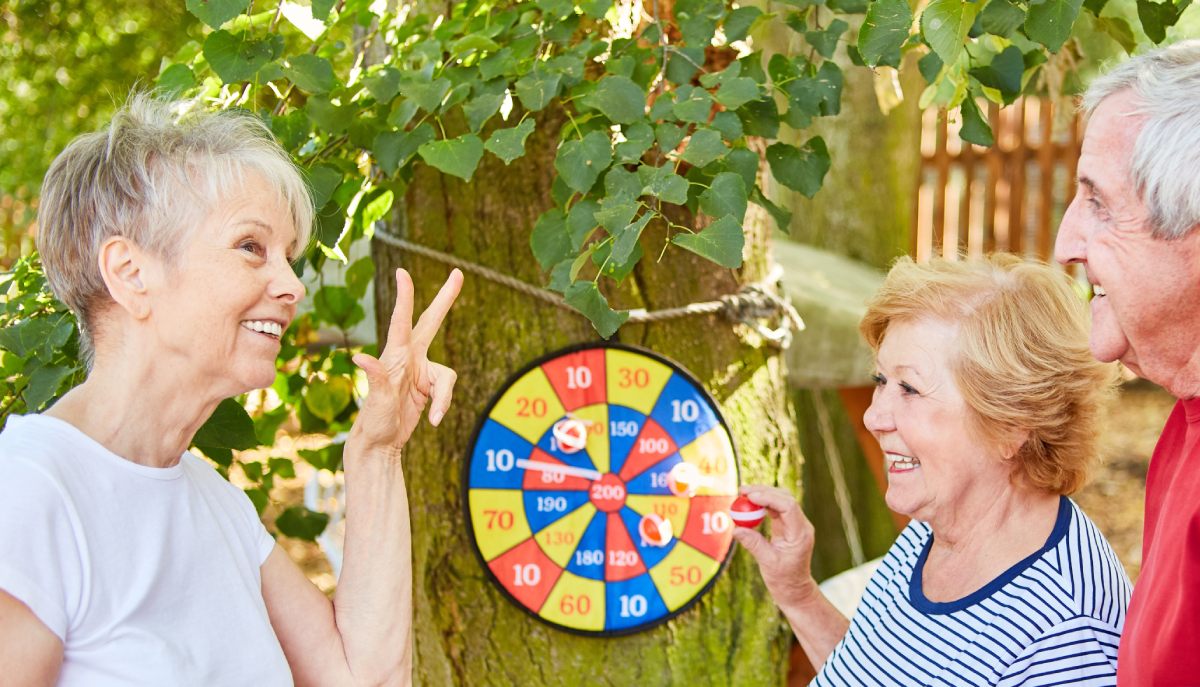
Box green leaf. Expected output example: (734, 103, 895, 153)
(699, 172, 748, 222)
(365, 67, 403, 103)
(567, 200, 601, 249)
(203, 30, 280, 84)
(719, 147, 761, 189)
(767, 138, 831, 198)
(585, 76, 647, 124)
(978, 0, 1027, 37)
(859, 0, 913, 67)
(312, 0, 337, 20)
(298, 442, 345, 471)
(1025, 0, 1084, 51)
(640, 166, 690, 204)
(23, 364, 72, 411)
(606, 166, 643, 200)
(666, 46, 706, 84)
(674, 87, 715, 123)
(969, 45, 1024, 100)
(345, 257, 374, 299)
(283, 54, 337, 94)
(564, 282, 628, 338)
(305, 165, 342, 209)
(611, 212, 653, 264)
(464, 92, 505, 133)
(1084, 0, 1109, 15)
(531, 209, 572, 270)
(829, 0, 869, 12)
(679, 128, 729, 168)
(193, 398, 261, 451)
(1136, 0, 1187, 44)
(485, 119, 536, 164)
(959, 97, 995, 146)
(555, 131, 613, 193)
(594, 198, 638, 235)
(313, 286, 364, 328)
(515, 70, 563, 111)
(388, 99, 420, 129)
(304, 377, 354, 424)
(271, 110, 311, 150)
(616, 122, 655, 163)
(737, 97, 780, 138)
(656, 123, 687, 153)
(186, 0, 250, 29)
(373, 123, 435, 175)
(269, 457, 297, 479)
(806, 19, 849, 58)
(671, 216, 744, 268)
(724, 6, 764, 42)
(358, 189, 394, 227)
(452, 33, 501, 56)
(157, 64, 196, 97)
(711, 111, 745, 141)
(275, 506, 330, 541)
(922, 0, 980, 66)
(714, 77, 761, 109)
(593, 240, 643, 282)
(751, 186, 794, 233)
(1094, 16, 1138, 53)
(418, 134, 485, 181)
(409, 78, 452, 112)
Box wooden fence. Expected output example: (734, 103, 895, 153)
(913, 97, 1083, 263)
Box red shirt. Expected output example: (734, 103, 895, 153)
(1119, 398, 1200, 685)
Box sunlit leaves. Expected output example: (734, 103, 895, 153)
(585, 76, 646, 124)
(283, 54, 337, 94)
(1025, 0, 1084, 50)
(921, 0, 981, 67)
(767, 138, 831, 198)
(555, 131, 613, 193)
(859, 0, 912, 66)
(485, 120, 537, 164)
(564, 282, 628, 337)
(418, 134, 485, 181)
(194, 398, 261, 450)
(671, 216, 744, 268)
(185, 0, 250, 29)
(202, 30, 282, 83)
(1135, 0, 1190, 43)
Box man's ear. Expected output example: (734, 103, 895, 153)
(97, 236, 153, 319)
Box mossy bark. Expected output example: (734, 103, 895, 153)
(372, 111, 801, 684)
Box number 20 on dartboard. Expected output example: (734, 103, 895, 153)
(465, 343, 741, 635)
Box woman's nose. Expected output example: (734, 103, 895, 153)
(271, 260, 306, 304)
(863, 394, 894, 435)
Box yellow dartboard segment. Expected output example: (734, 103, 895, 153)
(605, 348, 673, 415)
(540, 570, 607, 631)
(625, 495, 691, 540)
(571, 403, 610, 473)
(535, 503, 597, 567)
(490, 368, 566, 444)
(468, 489, 533, 561)
(678, 427, 738, 496)
(648, 541, 722, 612)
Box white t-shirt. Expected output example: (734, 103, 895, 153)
(0, 414, 292, 686)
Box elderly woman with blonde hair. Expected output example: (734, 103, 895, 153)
(0, 94, 460, 686)
(737, 255, 1131, 685)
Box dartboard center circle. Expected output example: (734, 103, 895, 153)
(589, 472, 627, 513)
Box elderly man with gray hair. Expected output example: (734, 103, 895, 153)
(1055, 39, 1200, 684)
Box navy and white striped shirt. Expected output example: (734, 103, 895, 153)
(813, 497, 1131, 686)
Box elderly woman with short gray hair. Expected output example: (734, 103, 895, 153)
(0, 94, 460, 686)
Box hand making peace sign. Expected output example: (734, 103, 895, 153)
(349, 268, 463, 453)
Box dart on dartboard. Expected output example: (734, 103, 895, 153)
(729, 495, 766, 528)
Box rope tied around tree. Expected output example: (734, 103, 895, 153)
(373, 227, 805, 348)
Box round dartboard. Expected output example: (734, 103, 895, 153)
(464, 343, 740, 636)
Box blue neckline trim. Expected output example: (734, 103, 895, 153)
(908, 495, 1071, 615)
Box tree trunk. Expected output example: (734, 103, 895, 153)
(373, 110, 801, 684)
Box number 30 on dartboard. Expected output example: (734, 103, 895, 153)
(465, 343, 740, 635)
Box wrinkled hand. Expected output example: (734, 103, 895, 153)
(732, 485, 821, 612)
(348, 268, 463, 454)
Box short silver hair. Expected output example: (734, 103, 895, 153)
(1083, 39, 1200, 240)
(37, 93, 314, 356)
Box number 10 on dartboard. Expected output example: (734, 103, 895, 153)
(466, 343, 740, 635)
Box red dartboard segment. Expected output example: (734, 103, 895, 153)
(678, 495, 738, 561)
(604, 513, 648, 581)
(522, 449, 592, 492)
(489, 537, 564, 613)
(541, 348, 607, 411)
(617, 418, 678, 482)
(465, 343, 741, 636)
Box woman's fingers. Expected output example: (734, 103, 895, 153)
(427, 363, 457, 426)
(740, 485, 801, 516)
(732, 526, 773, 561)
(384, 269, 416, 350)
(412, 269, 463, 348)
